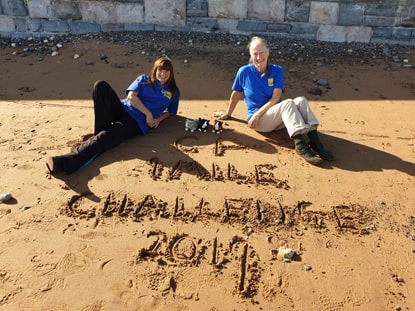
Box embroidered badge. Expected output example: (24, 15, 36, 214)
(161, 89, 172, 99)
(268, 78, 274, 87)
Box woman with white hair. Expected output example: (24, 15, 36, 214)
(217, 36, 333, 165)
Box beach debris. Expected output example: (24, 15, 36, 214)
(309, 87, 323, 96)
(0, 193, 12, 203)
(213, 111, 224, 118)
(316, 79, 329, 87)
(184, 119, 198, 132)
(276, 246, 295, 262)
(99, 53, 108, 60)
(303, 264, 312, 271)
(73, 53, 80, 59)
(392, 274, 405, 284)
(212, 120, 223, 134)
(197, 118, 209, 132)
(51, 51, 59, 57)
(21, 205, 32, 211)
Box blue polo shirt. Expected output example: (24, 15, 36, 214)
(232, 63, 284, 121)
(121, 75, 179, 135)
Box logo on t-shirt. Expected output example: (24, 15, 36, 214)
(268, 78, 274, 87)
(162, 89, 172, 100)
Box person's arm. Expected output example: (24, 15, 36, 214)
(127, 90, 158, 128)
(248, 88, 282, 129)
(218, 90, 243, 120)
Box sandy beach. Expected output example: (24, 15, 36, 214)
(0, 33, 414, 310)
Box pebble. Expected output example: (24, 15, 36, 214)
(309, 87, 323, 95)
(1, 31, 412, 66)
(21, 205, 32, 211)
(316, 79, 329, 87)
(99, 53, 108, 60)
(277, 246, 295, 261)
(0, 193, 12, 203)
(303, 264, 312, 271)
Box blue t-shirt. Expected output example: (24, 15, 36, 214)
(121, 75, 179, 135)
(232, 63, 284, 121)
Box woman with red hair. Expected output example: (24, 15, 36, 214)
(47, 57, 180, 175)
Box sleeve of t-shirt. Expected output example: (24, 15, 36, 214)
(167, 92, 179, 115)
(231, 67, 244, 92)
(273, 66, 285, 92)
(125, 75, 148, 96)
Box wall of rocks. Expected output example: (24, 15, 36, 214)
(0, 0, 414, 46)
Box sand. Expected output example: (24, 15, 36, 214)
(0, 36, 414, 310)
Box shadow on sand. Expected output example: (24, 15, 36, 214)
(48, 115, 279, 201)
(49, 116, 414, 202)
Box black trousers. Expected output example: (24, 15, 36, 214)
(58, 80, 141, 174)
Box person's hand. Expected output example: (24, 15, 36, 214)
(153, 118, 160, 128)
(146, 115, 158, 128)
(214, 111, 230, 121)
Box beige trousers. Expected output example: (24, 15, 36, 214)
(255, 96, 319, 138)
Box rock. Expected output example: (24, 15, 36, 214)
(277, 246, 295, 261)
(21, 205, 32, 211)
(316, 79, 328, 87)
(99, 53, 108, 60)
(303, 264, 312, 271)
(0, 193, 12, 203)
(309, 87, 323, 95)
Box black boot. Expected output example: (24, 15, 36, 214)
(45, 156, 64, 174)
(46, 133, 105, 175)
(292, 134, 323, 165)
(307, 130, 334, 161)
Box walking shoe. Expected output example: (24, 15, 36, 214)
(293, 134, 323, 165)
(45, 156, 63, 174)
(307, 130, 334, 161)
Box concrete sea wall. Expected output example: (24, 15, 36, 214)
(0, 0, 414, 46)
